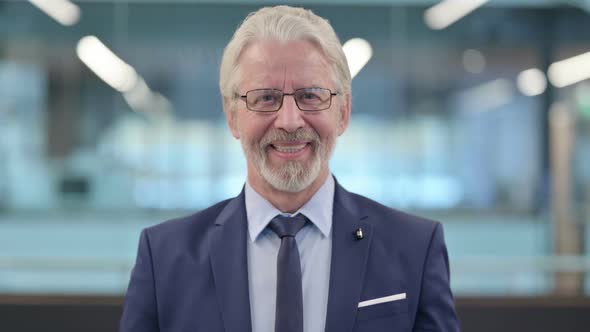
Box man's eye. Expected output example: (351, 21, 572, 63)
(252, 93, 277, 105)
(261, 94, 276, 102)
(301, 93, 319, 100)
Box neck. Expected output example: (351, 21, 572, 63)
(248, 167, 330, 213)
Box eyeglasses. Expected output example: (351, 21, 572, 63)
(238, 87, 338, 112)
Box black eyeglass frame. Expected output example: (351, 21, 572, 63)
(237, 87, 339, 112)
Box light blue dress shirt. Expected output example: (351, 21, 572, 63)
(245, 176, 334, 332)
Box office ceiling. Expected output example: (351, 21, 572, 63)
(1, 0, 588, 9)
(38, 0, 586, 9)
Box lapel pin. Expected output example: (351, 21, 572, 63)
(355, 228, 364, 240)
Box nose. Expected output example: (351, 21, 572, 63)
(273, 95, 305, 132)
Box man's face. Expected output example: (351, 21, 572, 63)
(226, 39, 350, 193)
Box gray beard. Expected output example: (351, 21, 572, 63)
(240, 132, 336, 193)
(257, 147, 322, 192)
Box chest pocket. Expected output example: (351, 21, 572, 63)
(354, 299, 410, 332)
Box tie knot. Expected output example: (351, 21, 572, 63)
(268, 214, 308, 238)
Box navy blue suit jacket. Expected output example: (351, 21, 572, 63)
(120, 180, 460, 332)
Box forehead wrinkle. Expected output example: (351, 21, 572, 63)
(240, 64, 285, 90)
(239, 39, 335, 91)
(283, 65, 332, 90)
(284, 50, 333, 89)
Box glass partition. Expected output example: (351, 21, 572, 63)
(0, 0, 588, 296)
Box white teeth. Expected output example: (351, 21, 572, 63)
(273, 144, 307, 153)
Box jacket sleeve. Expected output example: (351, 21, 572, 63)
(120, 229, 160, 332)
(413, 223, 461, 332)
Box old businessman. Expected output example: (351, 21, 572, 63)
(120, 5, 460, 332)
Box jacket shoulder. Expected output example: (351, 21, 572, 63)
(350, 192, 441, 236)
(144, 198, 233, 243)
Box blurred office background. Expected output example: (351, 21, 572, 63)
(0, 0, 589, 331)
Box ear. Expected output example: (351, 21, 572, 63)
(337, 93, 351, 136)
(224, 97, 240, 139)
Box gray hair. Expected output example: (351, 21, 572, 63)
(219, 5, 351, 112)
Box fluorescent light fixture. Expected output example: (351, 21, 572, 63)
(517, 68, 547, 96)
(123, 77, 152, 111)
(462, 49, 486, 74)
(424, 0, 489, 30)
(76, 35, 138, 92)
(457, 78, 513, 111)
(343, 38, 373, 79)
(29, 0, 80, 26)
(548, 51, 590, 88)
(123, 77, 174, 115)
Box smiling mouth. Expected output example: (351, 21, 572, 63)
(270, 143, 310, 153)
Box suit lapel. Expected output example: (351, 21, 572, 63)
(209, 190, 252, 332)
(325, 181, 373, 332)
(208, 180, 371, 332)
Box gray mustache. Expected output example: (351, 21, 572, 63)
(260, 129, 319, 147)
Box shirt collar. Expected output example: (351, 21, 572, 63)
(245, 175, 334, 242)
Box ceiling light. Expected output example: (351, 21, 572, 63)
(548, 51, 590, 88)
(29, 0, 80, 26)
(343, 38, 373, 79)
(517, 68, 547, 96)
(424, 0, 489, 30)
(76, 35, 138, 93)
